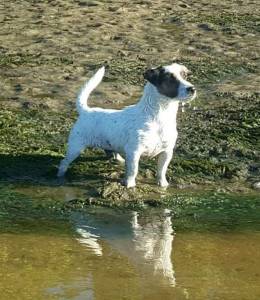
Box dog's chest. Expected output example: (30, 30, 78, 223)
(142, 118, 177, 156)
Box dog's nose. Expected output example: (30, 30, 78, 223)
(187, 86, 196, 94)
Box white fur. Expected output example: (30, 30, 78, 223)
(58, 63, 196, 188)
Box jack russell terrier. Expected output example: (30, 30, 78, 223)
(57, 63, 196, 188)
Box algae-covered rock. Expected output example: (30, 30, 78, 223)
(84, 181, 170, 208)
(253, 182, 260, 190)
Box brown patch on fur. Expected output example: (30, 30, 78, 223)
(144, 67, 180, 98)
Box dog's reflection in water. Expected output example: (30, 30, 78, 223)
(74, 208, 176, 286)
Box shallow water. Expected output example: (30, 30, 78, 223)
(1, 202, 260, 300)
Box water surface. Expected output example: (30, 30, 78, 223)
(1, 203, 260, 300)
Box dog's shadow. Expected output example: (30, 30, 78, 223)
(0, 153, 165, 211)
(0, 152, 123, 186)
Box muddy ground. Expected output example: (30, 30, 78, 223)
(0, 0, 259, 205)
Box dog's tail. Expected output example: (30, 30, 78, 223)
(76, 66, 105, 113)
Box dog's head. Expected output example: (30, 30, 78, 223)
(144, 63, 196, 101)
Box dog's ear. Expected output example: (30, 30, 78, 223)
(180, 66, 191, 79)
(143, 66, 163, 86)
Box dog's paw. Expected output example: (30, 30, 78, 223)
(158, 178, 169, 188)
(123, 178, 136, 188)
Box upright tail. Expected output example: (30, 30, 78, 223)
(76, 66, 105, 113)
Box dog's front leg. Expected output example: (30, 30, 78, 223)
(157, 150, 173, 187)
(124, 150, 141, 188)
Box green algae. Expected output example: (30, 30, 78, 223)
(1, 183, 259, 234)
(0, 87, 259, 199)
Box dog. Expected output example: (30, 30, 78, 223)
(57, 63, 196, 188)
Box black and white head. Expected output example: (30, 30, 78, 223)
(144, 63, 196, 101)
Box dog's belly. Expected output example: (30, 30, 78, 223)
(88, 132, 124, 154)
(89, 136, 116, 151)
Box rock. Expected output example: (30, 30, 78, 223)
(15, 84, 23, 92)
(252, 182, 260, 190)
(176, 183, 196, 189)
(22, 101, 32, 109)
(179, 3, 190, 8)
(77, 1, 99, 7)
(108, 6, 118, 12)
(144, 169, 154, 179)
(198, 23, 214, 31)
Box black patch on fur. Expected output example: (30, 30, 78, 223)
(144, 67, 180, 98)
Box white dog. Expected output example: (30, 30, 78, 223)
(57, 63, 196, 188)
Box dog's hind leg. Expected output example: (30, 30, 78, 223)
(57, 137, 86, 177)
